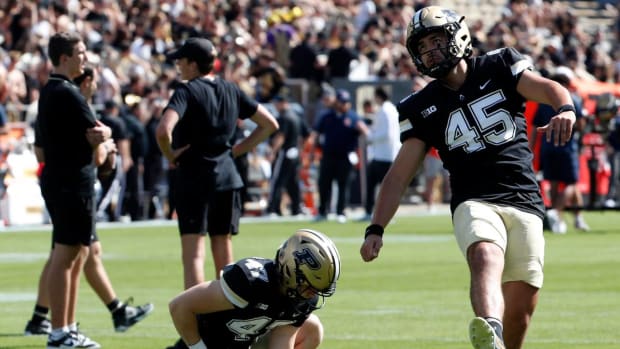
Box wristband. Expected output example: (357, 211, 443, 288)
(556, 104, 576, 114)
(188, 339, 207, 349)
(364, 224, 384, 239)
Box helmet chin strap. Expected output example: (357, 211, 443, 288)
(425, 45, 461, 78)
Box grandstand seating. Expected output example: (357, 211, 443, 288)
(435, 0, 617, 34)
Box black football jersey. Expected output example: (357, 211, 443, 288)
(197, 258, 317, 349)
(398, 48, 544, 218)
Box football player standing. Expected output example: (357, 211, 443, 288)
(360, 6, 577, 349)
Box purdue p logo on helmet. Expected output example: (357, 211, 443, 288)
(276, 229, 341, 301)
(405, 6, 473, 78)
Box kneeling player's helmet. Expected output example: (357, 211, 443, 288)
(405, 6, 472, 78)
(276, 229, 341, 302)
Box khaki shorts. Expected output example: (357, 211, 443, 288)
(453, 200, 545, 288)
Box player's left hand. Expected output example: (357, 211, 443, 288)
(360, 235, 383, 262)
(537, 110, 576, 146)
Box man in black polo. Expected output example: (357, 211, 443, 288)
(156, 36, 278, 349)
(35, 31, 111, 349)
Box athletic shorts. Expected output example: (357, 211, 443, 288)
(175, 189, 241, 236)
(423, 155, 443, 178)
(540, 147, 579, 184)
(453, 200, 545, 288)
(43, 191, 96, 246)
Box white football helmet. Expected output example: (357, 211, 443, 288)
(405, 6, 472, 78)
(275, 229, 341, 302)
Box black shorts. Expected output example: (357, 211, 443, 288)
(175, 188, 242, 236)
(541, 147, 579, 184)
(43, 191, 96, 246)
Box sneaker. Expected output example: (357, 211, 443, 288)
(356, 213, 371, 222)
(113, 297, 154, 332)
(551, 220, 567, 234)
(266, 212, 280, 219)
(71, 324, 101, 349)
(312, 214, 327, 222)
(47, 331, 100, 349)
(24, 318, 51, 336)
(545, 209, 559, 232)
(336, 214, 347, 224)
(469, 317, 506, 349)
(575, 215, 590, 231)
(165, 338, 187, 349)
(72, 331, 101, 349)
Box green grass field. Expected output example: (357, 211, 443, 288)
(1, 210, 619, 349)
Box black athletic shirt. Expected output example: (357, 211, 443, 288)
(278, 109, 310, 152)
(197, 257, 317, 349)
(165, 76, 258, 191)
(35, 74, 97, 195)
(99, 112, 129, 144)
(398, 48, 545, 218)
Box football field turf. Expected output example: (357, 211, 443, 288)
(1, 210, 619, 348)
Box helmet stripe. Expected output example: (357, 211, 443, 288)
(299, 229, 341, 285)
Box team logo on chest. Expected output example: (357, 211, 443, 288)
(421, 105, 437, 118)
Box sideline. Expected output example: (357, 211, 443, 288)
(0, 204, 450, 233)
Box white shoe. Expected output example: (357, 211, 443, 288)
(356, 214, 371, 222)
(336, 214, 347, 224)
(47, 331, 100, 349)
(552, 220, 567, 234)
(469, 317, 506, 349)
(575, 215, 590, 231)
(545, 209, 558, 231)
(73, 331, 101, 349)
(546, 209, 567, 234)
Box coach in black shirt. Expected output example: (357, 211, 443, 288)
(157, 38, 278, 349)
(267, 95, 311, 216)
(35, 31, 111, 348)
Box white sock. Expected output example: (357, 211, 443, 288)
(51, 326, 69, 339)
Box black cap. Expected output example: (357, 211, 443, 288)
(167, 37, 217, 64)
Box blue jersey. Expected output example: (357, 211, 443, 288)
(314, 109, 362, 156)
(397, 48, 544, 218)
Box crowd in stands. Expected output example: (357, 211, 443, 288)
(0, 0, 619, 223)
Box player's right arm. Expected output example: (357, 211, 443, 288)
(169, 281, 235, 347)
(232, 104, 279, 158)
(517, 70, 576, 146)
(360, 136, 426, 262)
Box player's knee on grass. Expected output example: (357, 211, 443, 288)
(295, 314, 323, 349)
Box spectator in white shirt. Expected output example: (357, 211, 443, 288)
(360, 86, 401, 220)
